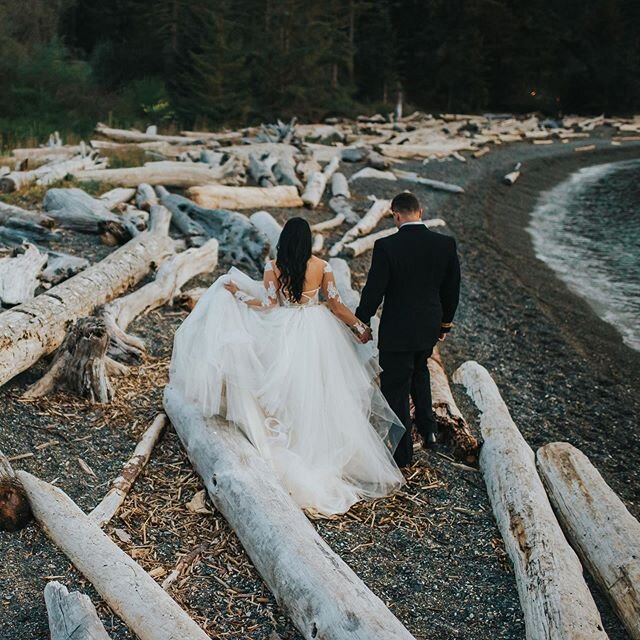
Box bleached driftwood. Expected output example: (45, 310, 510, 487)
(395, 170, 464, 194)
(23, 316, 124, 402)
(0, 244, 48, 306)
(428, 349, 479, 464)
(103, 238, 218, 363)
(43, 188, 129, 243)
(100, 187, 136, 210)
(95, 122, 201, 145)
(0, 450, 31, 531)
(17, 470, 211, 640)
(329, 199, 391, 257)
(367, 150, 389, 170)
(301, 156, 340, 208)
(74, 161, 243, 188)
(248, 153, 277, 187)
(163, 385, 416, 640)
(0, 153, 105, 192)
(11, 145, 84, 163)
(329, 196, 360, 225)
(158, 190, 267, 275)
(342, 219, 446, 257)
(90, 415, 167, 527)
(328, 258, 360, 311)
(350, 168, 397, 182)
(503, 163, 522, 185)
(296, 155, 322, 182)
(40, 251, 90, 285)
(187, 185, 303, 210)
(537, 442, 640, 639)
(0, 207, 174, 388)
(272, 154, 303, 190)
(453, 361, 607, 640)
(44, 581, 112, 640)
(311, 214, 345, 233)
(0, 201, 54, 228)
(156, 186, 208, 247)
(331, 173, 351, 199)
(250, 211, 282, 257)
(312, 234, 324, 254)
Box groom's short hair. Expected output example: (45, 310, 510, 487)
(391, 192, 421, 216)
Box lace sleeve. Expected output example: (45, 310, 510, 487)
(321, 261, 367, 336)
(233, 260, 279, 309)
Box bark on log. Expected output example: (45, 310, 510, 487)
(301, 156, 340, 208)
(249, 211, 282, 257)
(17, 470, 212, 640)
(428, 349, 479, 464)
(329, 199, 391, 257)
(43, 188, 129, 243)
(44, 581, 112, 640)
(452, 361, 608, 640)
(0, 153, 105, 193)
(103, 238, 218, 363)
(158, 189, 267, 275)
(163, 385, 416, 640)
(23, 317, 120, 402)
(0, 207, 174, 388)
(95, 122, 201, 145)
(187, 185, 303, 210)
(89, 415, 167, 527)
(74, 161, 243, 188)
(537, 442, 640, 639)
(395, 170, 465, 194)
(0, 244, 48, 306)
(0, 450, 32, 531)
(342, 220, 446, 257)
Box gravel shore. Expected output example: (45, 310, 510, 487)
(1, 138, 638, 639)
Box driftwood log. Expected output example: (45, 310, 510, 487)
(187, 184, 303, 210)
(17, 470, 212, 640)
(428, 349, 479, 464)
(329, 199, 391, 257)
(311, 213, 345, 232)
(503, 163, 522, 185)
(248, 152, 277, 187)
(0, 200, 54, 228)
(40, 252, 90, 285)
(156, 186, 208, 247)
(0, 244, 48, 306)
(103, 237, 218, 363)
(395, 170, 465, 194)
(537, 442, 640, 639)
(90, 415, 167, 527)
(44, 581, 112, 640)
(100, 187, 136, 210)
(23, 316, 125, 402)
(157, 190, 268, 276)
(0, 207, 174, 388)
(453, 361, 607, 639)
(95, 122, 201, 145)
(301, 156, 340, 208)
(163, 385, 416, 640)
(272, 154, 303, 190)
(0, 450, 32, 531)
(249, 211, 282, 257)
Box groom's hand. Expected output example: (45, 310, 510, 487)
(359, 326, 373, 344)
(438, 332, 447, 342)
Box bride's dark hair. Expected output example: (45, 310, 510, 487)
(276, 217, 312, 302)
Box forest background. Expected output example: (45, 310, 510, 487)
(1, 0, 639, 148)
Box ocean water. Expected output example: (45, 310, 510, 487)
(528, 158, 640, 351)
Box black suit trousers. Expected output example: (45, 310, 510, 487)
(379, 348, 436, 467)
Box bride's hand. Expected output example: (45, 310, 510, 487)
(224, 281, 239, 295)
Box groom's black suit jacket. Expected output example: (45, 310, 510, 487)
(355, 224, 461, 352)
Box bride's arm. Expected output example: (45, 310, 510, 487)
(223, 262, 279, 309)
(321, 263, 370, 341)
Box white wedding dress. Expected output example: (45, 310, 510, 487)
(169, 260, 405, 517)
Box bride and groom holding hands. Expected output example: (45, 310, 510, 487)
(169, 192, 461, 517)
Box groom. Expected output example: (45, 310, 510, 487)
(356, 192, 461, 467)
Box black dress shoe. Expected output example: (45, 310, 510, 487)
(422, 430, 438, 450)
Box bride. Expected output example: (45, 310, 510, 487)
(169, 217, 405, 517)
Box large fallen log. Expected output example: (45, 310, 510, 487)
(163, 385, 416, 640)
(103, 238, 218, 362)
(0, 244, 48, 306)
(537, 442, 640, 639)
(187, 184, 303, 209)
(90, 415, 167, 527)
(0, 450, 32, 531)
(452, 361, 607, 639)
(74, 161, 243, 188)
(17, 470, 212, 640)
(100, 187, 136, 210)
(11, 145, 84, 163)
(272, 153, 303, 190)
(301, 156, 340, 208)
(394, 170, 464, 194)
(156, 186, 208, 247)
(95, 122, 201, 145)
(45, 581, 112, 640)
(0, 201, 54, 228)
(157, 190, 267, 275)
(329, 199, 391, 257)
(428, 349, 479, 464)
(0, 207, 174, 388)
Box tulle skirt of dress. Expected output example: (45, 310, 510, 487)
(169, 267, 406, 517)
